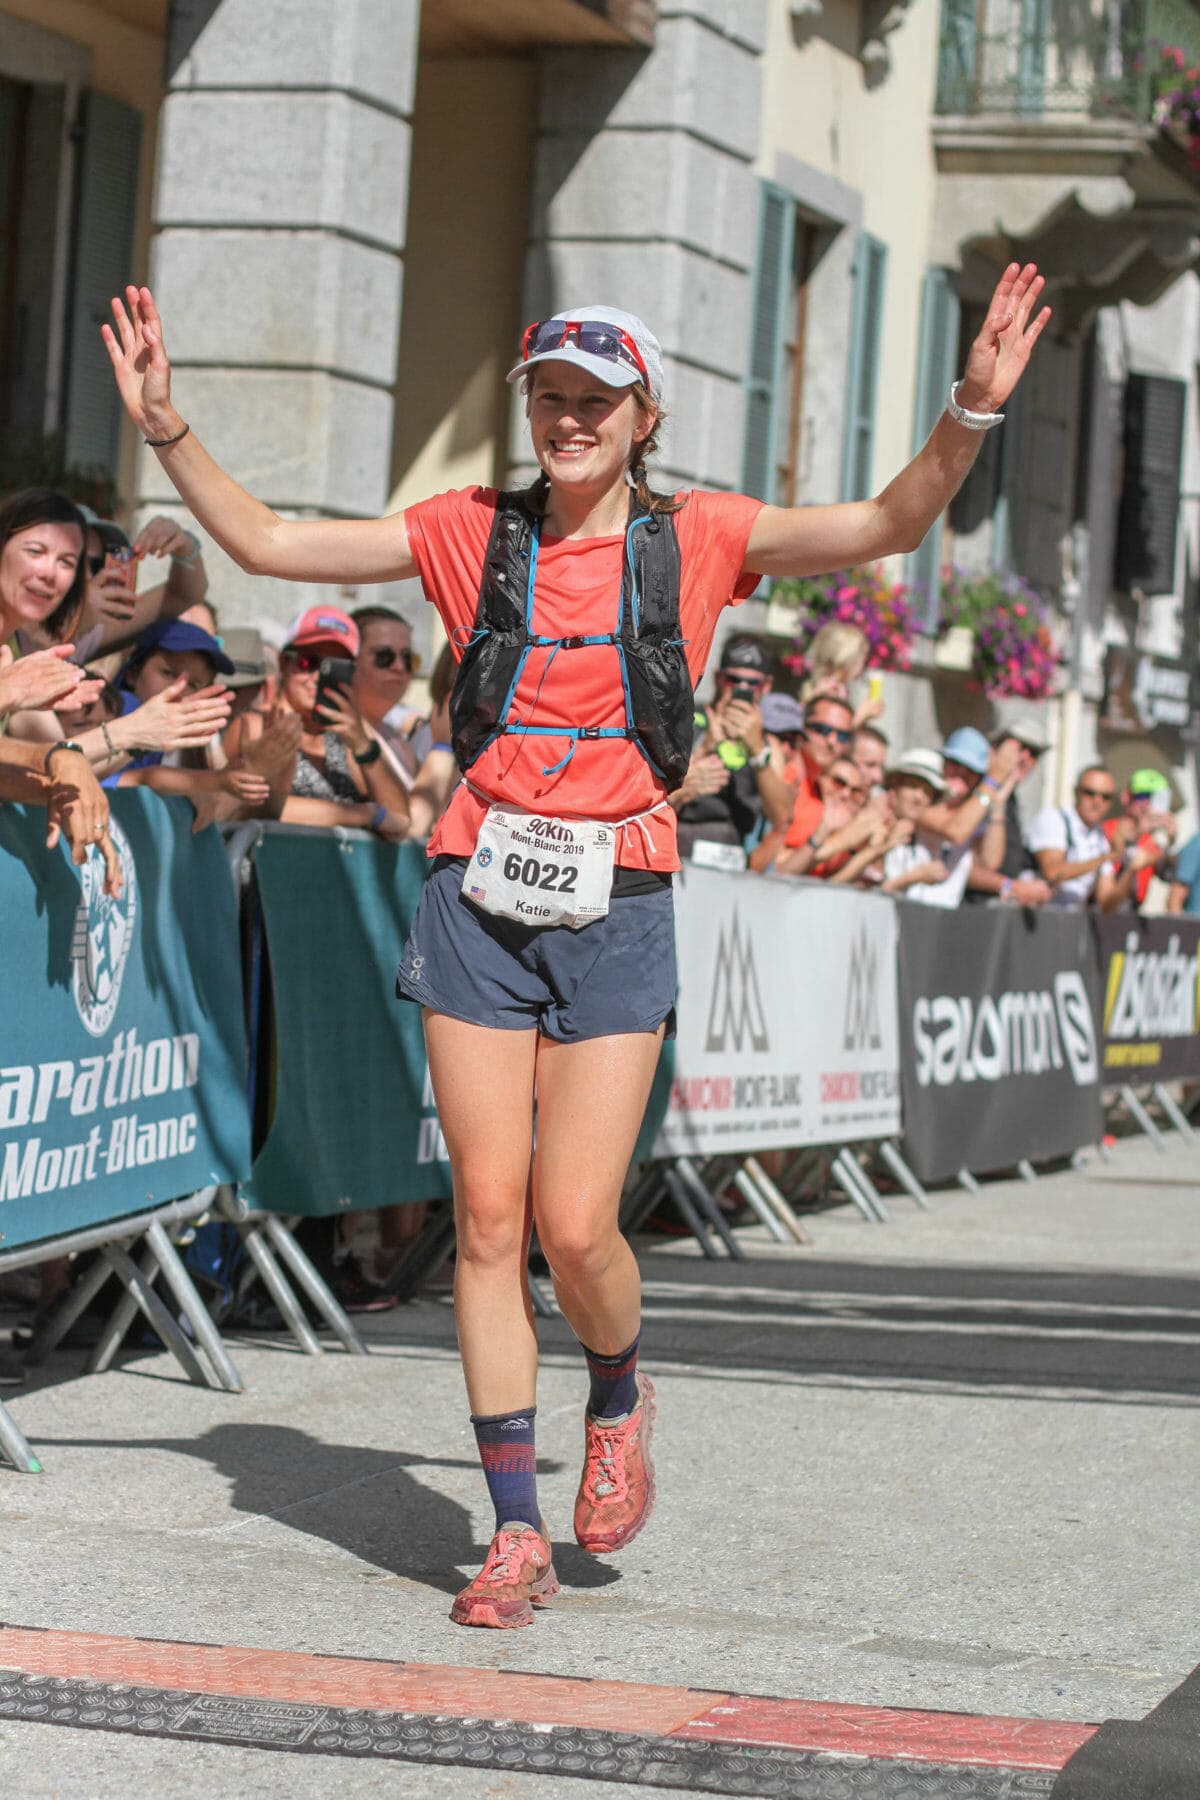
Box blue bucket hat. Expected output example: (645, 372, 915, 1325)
(942, 726, 991, 776)
(125, 617, 235, 678)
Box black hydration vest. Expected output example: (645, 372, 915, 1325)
(449, 487, 694, 791)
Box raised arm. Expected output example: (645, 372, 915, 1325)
(743, 263, 1050, 578)
(103, 287, 417, 585)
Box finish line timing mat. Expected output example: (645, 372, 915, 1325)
(2, 1625, 1194, 1795)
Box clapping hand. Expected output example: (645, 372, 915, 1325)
(0, 643, 101, 716)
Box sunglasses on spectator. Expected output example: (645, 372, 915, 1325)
(522, 318, 649, 385)
(369, 646, 420, 674)
(827, 773, 865, 796)
(1077, 783, 1115, 800)
(721, 670, 767, 689)
(281, 647, 340, 674)
(806, 720, 853, 744)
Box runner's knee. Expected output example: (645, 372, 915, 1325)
(537, 1214, 622, 1286)
(455, 1189, 529, 1269)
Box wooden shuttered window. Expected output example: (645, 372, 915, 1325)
(742, 181, 795, 503)
(840, 232, 887, 502)
(1114, 374, 1186, 595)
(905, 266, 961, 632)
(63, 91, 142, 476)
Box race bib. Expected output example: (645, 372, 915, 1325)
(462, 805, 615, 930)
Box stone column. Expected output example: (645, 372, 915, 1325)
(139, 0, 420, 631)
(514, 2, 767, 494)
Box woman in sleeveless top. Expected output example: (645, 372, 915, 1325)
(104, 269, 1049, 1628)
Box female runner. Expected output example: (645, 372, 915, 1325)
(103, 268, 1049, 1629)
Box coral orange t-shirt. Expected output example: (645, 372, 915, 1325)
(404, 486, 764, 870)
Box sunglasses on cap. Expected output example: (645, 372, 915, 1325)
(369, 645, 420, 675)
(521, 318, 649, 386)
(806, 719, 853, 745)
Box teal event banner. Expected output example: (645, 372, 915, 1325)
(244, 834, 453, 1216)
(243, 831, 671, 1217)
(0, 792, 251, 1249)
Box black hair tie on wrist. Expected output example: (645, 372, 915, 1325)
(145, 422, 190, 449)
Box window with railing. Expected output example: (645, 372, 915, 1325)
(936, 0, 1200, 121)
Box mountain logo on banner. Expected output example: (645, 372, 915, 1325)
(705, 909, 769, 1053)
(843, 925, 882, 1052)
(71, 820, 138, 1038)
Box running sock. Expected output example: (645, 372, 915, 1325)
(471, 1407, 540, 1534)
(582, 1332, 641, 1419)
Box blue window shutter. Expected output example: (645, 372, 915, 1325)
(905, 266, 961, 631)
(64, 91, 142, 475)
(742, 182, 794, 502)
(840, 232, 887, 503)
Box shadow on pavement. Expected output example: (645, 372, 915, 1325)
(344, 1252, 1200, 1407)
(33, 1420, 620, 1600)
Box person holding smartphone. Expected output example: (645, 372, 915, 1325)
(274, 606, 410, 839)
(103, 265, 1050, 1631)
(671, 634, 794, 864)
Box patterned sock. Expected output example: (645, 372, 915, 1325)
(471, 1407, 540, 1533)
(583, 1333, 641, 1419)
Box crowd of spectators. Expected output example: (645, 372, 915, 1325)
(678, 620, 1191, 917)
(0, 487, 462, 1320)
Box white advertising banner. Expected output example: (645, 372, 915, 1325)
(653, 867, 901, 1156)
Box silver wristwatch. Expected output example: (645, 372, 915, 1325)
(947, 380, 1005, 431)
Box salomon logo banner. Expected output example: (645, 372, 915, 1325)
(1095, 915, 1200, 1080)
(897, 906, 1103, 1184)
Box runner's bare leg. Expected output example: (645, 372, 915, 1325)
(424, 1013, 538, 1415)
(532, 1027, 664, 1354)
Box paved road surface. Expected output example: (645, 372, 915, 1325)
(0, 1133, 1195, 1795)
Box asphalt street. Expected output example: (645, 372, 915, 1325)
(0, 1130, 1195, 1797)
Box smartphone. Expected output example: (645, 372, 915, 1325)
(315, 656, 355, 723)
(730, 680, 757, 705)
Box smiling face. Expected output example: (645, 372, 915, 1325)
(820, 756, 868, 810)
(890, 775, 937, 823)
(527, 364, 653, 504)
(942, 757, 982, 804)
(852, 729, 887, 790)
(0, 520, 84, 633)
(1075, 768, 1115, 828)
(352, 615, 413, 725)
(802, 698, 854, 774)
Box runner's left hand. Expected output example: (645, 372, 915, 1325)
(956, 263, 1052, 415)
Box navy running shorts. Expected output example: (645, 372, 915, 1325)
(396, 856, 677, 1042)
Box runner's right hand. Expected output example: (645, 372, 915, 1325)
(101, 286, 179, 442)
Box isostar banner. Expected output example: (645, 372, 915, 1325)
(1095, 914, 1200, 1080)
(653, 867, 901, 1156)
(897, 904, 1103, 1183)
(0, 793, 251, 1249)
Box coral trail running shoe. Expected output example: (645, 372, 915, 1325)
(574, 1372, 657, 1555)
(449, 1523, 559, 1629)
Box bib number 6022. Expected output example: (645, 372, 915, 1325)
(502, 852, 578, 893)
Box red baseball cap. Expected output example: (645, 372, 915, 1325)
(283, 605, 360, 657)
